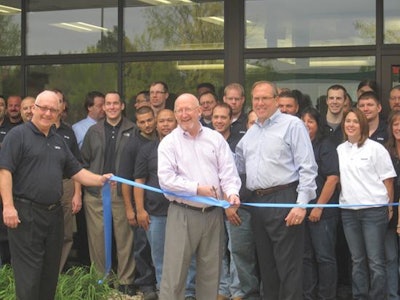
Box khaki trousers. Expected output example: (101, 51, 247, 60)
(84, 189, 135, 284)
(160, 204, 224, 300)
(59, 178, 75, 272)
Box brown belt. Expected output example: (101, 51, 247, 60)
(254, 181, 299, 196)
(172, 201, 216, 213)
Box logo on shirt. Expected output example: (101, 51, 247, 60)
(54, 146, 61, 150)
(123, 133, 131, 137)
(63, 135, 70, 140)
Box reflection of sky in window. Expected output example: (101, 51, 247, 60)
(27, 8, 121, 54)
(245, 0, 376, 48)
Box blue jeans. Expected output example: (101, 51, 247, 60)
(227, 208, 260, 300)
(385, 227, 399, 300)
(341, 207, 388, 300)
(303, 216, 338, 300)
(145, 215, 196, 297)
(219, 220, 243, 298)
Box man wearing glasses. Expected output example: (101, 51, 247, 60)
(235, 81, 317, 300)
(0, 90, 112, 300)
(158, 93, 241, 300)
(149, 81, 169, 116)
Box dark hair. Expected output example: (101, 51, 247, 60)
(385, 110, 400, 158)
(84, 91, 105, 112)
(199, 91, 219, 102)
(136, 90, 150, 101)
(300, 107, 325, 142)
(278, 90, 298, 103)
(357, 91, 381, 104)
(327, 84, 347, 96)
(136, 105, 154, 117)
(357, 79, 378, 94)
(197, 82, 216, 93)
(341, 108, 369, 147)
(213, 102, 233, 119)
(150, 81, 169, 93)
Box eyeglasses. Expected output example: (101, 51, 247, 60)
(150, 91, 166, 95)
(174, 106, 199, 115)
(252, 96, 276, 103)
(35, 104, 59, 114)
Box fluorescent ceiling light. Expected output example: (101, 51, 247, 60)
(309, 59, 371, 67)
(176, 63, 224, 70)
(0, 4, 21, 15)
(199, 16, 252, 26)
(52, 22, 109, 33)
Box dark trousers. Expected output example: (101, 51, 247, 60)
(249, 186, 304, 300)
(133, 226, 156, 291)
(9, 201, 63, 300)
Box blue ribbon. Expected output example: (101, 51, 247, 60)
(100, 175, 399, 279)
(101, 181, 112, 282)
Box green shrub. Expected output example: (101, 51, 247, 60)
(0, 264, 124, 300)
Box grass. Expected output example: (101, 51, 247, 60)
(0, 264, 127, 300)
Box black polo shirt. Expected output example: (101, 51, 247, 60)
(118, 129, 155, 180)
(230, 111, 247, 137)
(0, 122, 82, 204)
(309, 136, 340, 219)
(56, 121, 81, 161)
(370, 119, 388, 145)
(104, 119, 122, 174)
(134, 140, 169, 216)
(0, 118, 13, 145)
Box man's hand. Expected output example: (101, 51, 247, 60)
(308, 207, 323, 222)
(3, 204, 20, 228)
(228, 194, 240, 206)
(137, 209, 150, 231)
(71, 193, 82, 214)
(285, 206, 306, 227)
(126, 208, 137, 226)
(225, 207, 241, 226)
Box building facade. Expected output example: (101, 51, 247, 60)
(0, 0, 399, 121)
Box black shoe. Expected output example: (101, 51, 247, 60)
(184, 297, 196, 300)
(118, 284, 137, 296)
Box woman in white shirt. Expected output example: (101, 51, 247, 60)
(337, 108, 396, 300)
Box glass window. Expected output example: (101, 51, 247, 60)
(124, 0, 224, 52)
(123, 59, 224, 117)
(245, 0, 375, 48)
(27, 2, 117, 55)
(0, 0, 21, 56)
(384, 0, 400, 44)
(27, 63, 117, 123)
(244, 57, 375, 110)
(0, 65, 22, 96)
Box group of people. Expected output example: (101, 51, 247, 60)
(0, 79, 400, 300)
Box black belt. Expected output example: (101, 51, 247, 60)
(14, 197, 61, 211)
(172, 201, 216, 213)
(254, 181, 299, 196)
